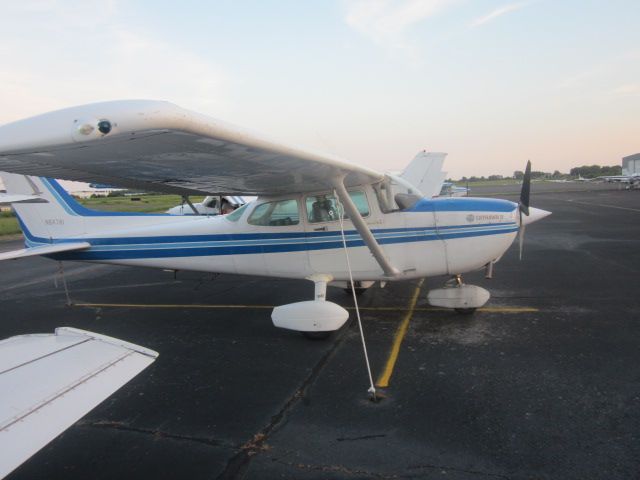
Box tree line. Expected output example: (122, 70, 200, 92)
(456, 164, 622, 182)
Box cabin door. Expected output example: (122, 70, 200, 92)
(303, 189, 383, 277)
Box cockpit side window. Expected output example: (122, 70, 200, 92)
(247, 199, 300, 226)
(305, 191, 369, 223)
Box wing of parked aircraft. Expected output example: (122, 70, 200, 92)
(0, 241, 90, 261)
(0, 100, 383, 196)
(399, 151, 448, 197)
(0, 193, 48, 204)
(0, 327, 158, 479)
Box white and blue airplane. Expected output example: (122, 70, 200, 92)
(0, 100, 550, 336)
(0, 100, 550, 474)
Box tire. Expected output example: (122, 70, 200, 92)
(302, 331, 333, 340)
(454, 308, 477, 315)
(344, 287, 367, 296)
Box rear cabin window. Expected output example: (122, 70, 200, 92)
(247, 199, 300, 226)
(305, 191, 369, 223)
(225, 202, 249, 222)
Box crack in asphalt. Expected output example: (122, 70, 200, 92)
(215, 326, 352, 480)
(336, 433, 387, 442)
(77, 420, 236, 449)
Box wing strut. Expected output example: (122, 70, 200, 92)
(181, 196, 199, 215)
(332, 176, 400, 278)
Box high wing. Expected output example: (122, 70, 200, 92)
(0, 100, 383, 196)
(0, 327, 158, 479)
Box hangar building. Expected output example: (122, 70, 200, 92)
(622, 153, 640, 176)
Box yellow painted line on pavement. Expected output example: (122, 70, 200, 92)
(73, 303, 275, 309)
(358, 306, 537, 313)
(375, 279, 424, 389)
(72, 303, 537, 313)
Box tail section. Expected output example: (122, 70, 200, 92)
(1, 173, 88, 241)
(1, 173, 176, 245)
(400, 152, 448, 198)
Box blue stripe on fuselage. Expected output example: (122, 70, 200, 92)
(408, 197, 517, 213)
(19, 180, 519, 261)
(46, 224, 518, 261)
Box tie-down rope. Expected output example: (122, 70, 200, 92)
(334, 190, 377, 401)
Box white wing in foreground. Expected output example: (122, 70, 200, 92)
(0, 327, 158, 479)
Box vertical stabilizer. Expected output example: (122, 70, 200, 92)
(0, 173, 87, 241)
(400, 152, 448, 197)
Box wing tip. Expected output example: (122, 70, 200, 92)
(55, 327, 159, 358)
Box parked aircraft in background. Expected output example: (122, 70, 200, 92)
(596, 174, 640, 187)
(166, 195, 250, 215)
(397, 151, 448, 198)
(439, 182, 469, 197)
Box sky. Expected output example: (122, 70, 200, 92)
(0, 0, 638, 179)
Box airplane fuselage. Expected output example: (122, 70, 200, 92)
(19, 179, 520, 281)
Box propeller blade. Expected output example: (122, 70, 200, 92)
(517, 160, 532, 260)
(519, 160, 531, 216)
(518, 210, 526, 260)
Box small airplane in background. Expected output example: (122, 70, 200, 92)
(568, 173, 639, 188)
(166, 195, 249, 215)
(596, 174, 640, 187)
(393, 151, 468, 197)
(439, 182, 469, 197)
(397, 151, 448, 198)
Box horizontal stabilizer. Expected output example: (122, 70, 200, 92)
(0, 193, 48, 204)
(0, 241, 90, 261)
(0, 327, 158, 479)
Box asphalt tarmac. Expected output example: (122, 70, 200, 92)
(2, 185, 639, 480)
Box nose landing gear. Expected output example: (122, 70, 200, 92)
(427, 274, 490, 313)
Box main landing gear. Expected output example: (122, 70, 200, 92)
(271, 274, 349, 340)
(343, 280, 375, 296)
(427, 274, 490, 314)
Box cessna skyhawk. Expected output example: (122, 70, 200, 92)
(0, 100, 550, 336)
